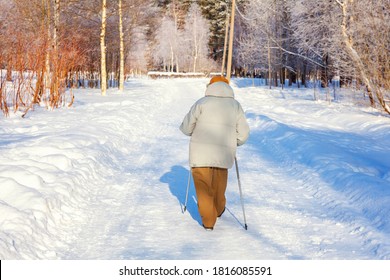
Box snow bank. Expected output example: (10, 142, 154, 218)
(0, 89, 135, 259)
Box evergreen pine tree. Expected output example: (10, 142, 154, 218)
(199, 0, 230, 61)
(156, 0, 171, 7)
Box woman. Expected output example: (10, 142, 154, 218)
(180, 76, 250, 230)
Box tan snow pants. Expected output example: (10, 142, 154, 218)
(192, 167, 228, 228)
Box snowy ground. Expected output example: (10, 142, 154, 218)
(1, 78, 390, 260)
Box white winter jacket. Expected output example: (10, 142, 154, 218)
(180, 81, 250, 169)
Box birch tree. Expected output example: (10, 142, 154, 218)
(183, 3, 210, 73)
(118, 0, 124, 91)
(42, 0, 51, 100)
(100, 0, 107, 96)
(153, 16, 179, 72)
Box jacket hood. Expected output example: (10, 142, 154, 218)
(205, 81, 234, 98)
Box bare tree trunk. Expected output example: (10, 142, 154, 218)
(53, 0, 60, 55)
(267, 38, 272, 89)
(192, 13, 198, 73)
(6, 56, 12, 81)
(193, 50, 198, 73)
(170, 45, 174, 72)
(193, 42, 198, 73)
(320, 53, 328, 88)
(175, 54, 179, 73)
(44, 0, 51, 103)
(100, 0, 107, 96)
(118, 0, 124, 91)
(172, 1, 179, 73)
(302, 62, 307, 87)
(51, 0, 60, 107)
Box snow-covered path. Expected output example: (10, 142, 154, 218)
(1, 78, 390, 260)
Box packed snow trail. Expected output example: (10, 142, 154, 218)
(0, 78, 389, 259)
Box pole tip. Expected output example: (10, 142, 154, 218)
(245, 224, 248, 230)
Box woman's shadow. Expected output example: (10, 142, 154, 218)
(160, 165, 202, 226)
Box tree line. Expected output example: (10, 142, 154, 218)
(0, 0, 389, 116)
(0, 0, 159, 116)
(237, 0, 389, 113)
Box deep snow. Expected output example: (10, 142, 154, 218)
(1, 77, 390, 260)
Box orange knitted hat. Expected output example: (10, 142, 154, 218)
(208, 75, 229, 85)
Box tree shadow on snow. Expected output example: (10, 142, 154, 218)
(160, 165, 202, 226)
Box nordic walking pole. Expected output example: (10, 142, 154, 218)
(235, 157, 248, 230)
(184, 168, 191, 212)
